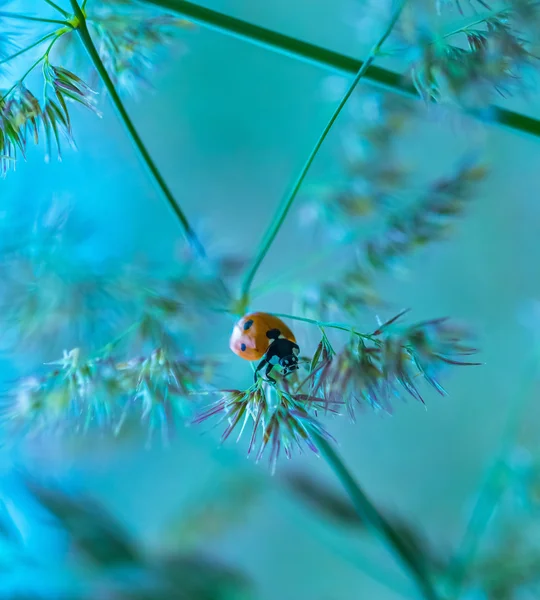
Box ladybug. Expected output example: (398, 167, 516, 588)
(229, 312, 300, 384)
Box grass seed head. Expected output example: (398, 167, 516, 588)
(194, 382, 334, 473)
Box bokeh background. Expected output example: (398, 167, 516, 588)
(2, 0, 540, 598)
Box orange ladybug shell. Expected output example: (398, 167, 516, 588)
(229, 312, 296, 361)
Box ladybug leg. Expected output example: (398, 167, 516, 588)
(254, 357, 268, 384)
(264, 363, 277, 384)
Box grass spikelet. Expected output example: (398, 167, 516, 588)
(194, 382, 334, 473)
(42, 59, 99, 157)
(115, 347, 213, 443)
(0, 62, 98, 171)
(408, 3, 538, 106)
(86, 0, 195, 94)
(0, 85, 41, 175)
(363, 160, 487, 271)
(2, 346, 214, 443)
(293, 311, 480, 420)
(301, 92, 416, 237)
(3, 349, 122, 436)
(302, 159, 486, 317)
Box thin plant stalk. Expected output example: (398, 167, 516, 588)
(1, 35, 62, 102)
(238, 0, 408, 311)
(139, 0, 540, 140)
(441, 8, 510, 40)
(0, 12, 67, 26)
(267, 311, 379, 341)
(44, 0, 70, 17)
(312, 430, 440, 600)
(382, 9, 503, 55)
(0, 30, 59, 66)
(68, 0, 209, 260)
(386, 8, 510, 55)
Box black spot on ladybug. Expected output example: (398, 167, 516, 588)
(243, 319, 254, 331)
(240, 343, 247, 351)
(266, 328, 281, 340)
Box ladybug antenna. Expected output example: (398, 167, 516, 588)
(266, 328, 281, 340)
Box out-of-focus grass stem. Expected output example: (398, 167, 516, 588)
(313, 431, 440, 600)
(237, 0, 408, 313)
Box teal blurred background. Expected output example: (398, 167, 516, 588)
(2, 0, 540, 598)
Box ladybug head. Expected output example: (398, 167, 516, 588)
(279, 353, 299, 374)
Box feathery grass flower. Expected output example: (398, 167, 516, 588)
(300, 92, 416, 237)
(194, 381, 334, 473)
(3, 346, 214, 443)
(0, 86, 41, 174)
(115, 347, 214, 443)
(302, 160, 486, 318)
(299, 333, 341, 405)
(42, 60, 100, 158)
(408, 5, 538, 106)
(0, 0, 190, 172)
(85, 0, 195, 94)
(0, 53, 98, 174)
(3, 349, 122, 436)
(0, 251, 124, 355)
(363, 160, 487, 271)
(296, 311, 479, 419)
(0, 207, 233, 355)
